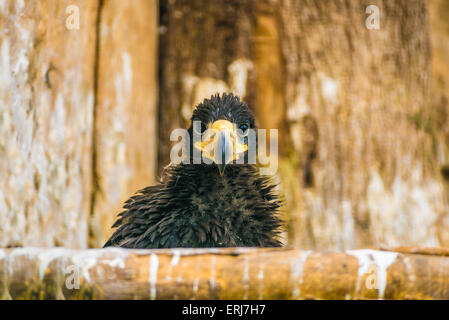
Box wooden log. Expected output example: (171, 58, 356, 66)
(381, 246, 449, 257)
(1, 247, 449, 300)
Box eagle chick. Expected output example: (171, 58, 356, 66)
(104, 93, 283, 248)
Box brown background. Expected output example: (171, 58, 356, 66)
(0, 0, 448, 250)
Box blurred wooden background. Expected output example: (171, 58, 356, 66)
(0, 0, 448, 250)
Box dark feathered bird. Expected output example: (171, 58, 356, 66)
(103, 93, 283, 248)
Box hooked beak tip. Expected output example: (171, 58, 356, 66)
(193, 120, 248, 176)
(218, 163, 226, 176)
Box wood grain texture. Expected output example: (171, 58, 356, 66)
(158, 0, 256, 171)
(91, 0, 159, 247)
(428, 0, 449, 219)
(1, 247, 449, 299)
(278, 0, 449, 250)
(0, 0, 98, 248)
(158, 0, 449, 250)
(0, 0, 447, 253)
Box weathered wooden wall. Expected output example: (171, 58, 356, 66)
(0, 0, 448, 250)
(429, 0, 449, 206)
(278, 0, 448, 250)
(0, 0, 158, 248)
(90, 0, 158, 247)
(0, 0, 98, 248)
(158, 0, 449, 250)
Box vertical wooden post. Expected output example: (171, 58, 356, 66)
(91, 0, 159, 247)
(0, 0, 99, 248)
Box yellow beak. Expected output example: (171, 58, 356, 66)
(194, 120, 248, 175)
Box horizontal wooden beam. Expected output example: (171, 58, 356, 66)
(0, 247, 448, 299)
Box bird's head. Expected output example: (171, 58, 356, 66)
(188, 93, 255, 176)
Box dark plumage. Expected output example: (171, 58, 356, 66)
(104, 93, 283, 248)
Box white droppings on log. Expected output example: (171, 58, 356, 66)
(370, 250, 398, 299)
(290, 250, 312, 298)
(38, 248, 68, 279)
(7, 248, 39, 276)
(257, 262, 264, 300)
(71, 250, 100, 283)
(347, 249, 398, 299)
(68, 248, 129, 284)
(149, 254, 159, 300)
(209, 255, 216, 289)
(347, 249, 373, 296)
(102, 256, 126, 269)
(170, 249, 181, 266)
(243, 254, 249, 300)
(8, 247, 40, 258)
(192, 258, 201, 298)
(165, 249, 181, 281)
(101, 248, 130, 269)
(1, 248, 449, 299)
(193, 277, 199, 296)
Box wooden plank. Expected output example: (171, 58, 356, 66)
(0, 0, 98, 248)
(91, 0, 159, 247)
(428, 0, 449, 232)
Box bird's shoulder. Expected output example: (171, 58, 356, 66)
(103, 183, 170, 248)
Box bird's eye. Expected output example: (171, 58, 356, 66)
(237, 123, 250, 137)
(239, 123, 249, 132)
(193, 121, 207, 135)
